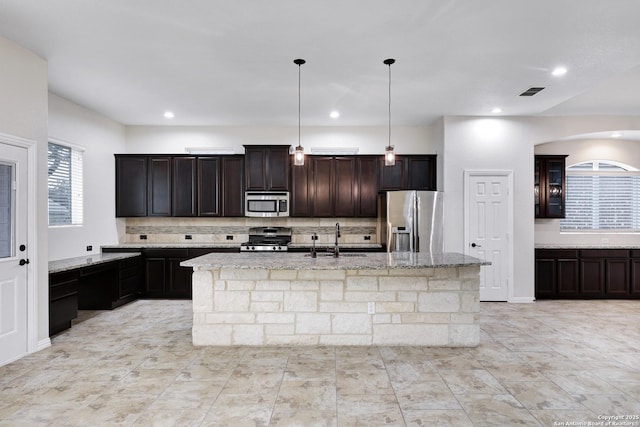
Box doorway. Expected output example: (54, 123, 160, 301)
(0, 136, 36, 366)
(464, 170, 513, 301)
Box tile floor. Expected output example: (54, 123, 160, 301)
(1, 300, 639, 426)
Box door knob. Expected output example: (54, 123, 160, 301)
(19, 259, 30, 266)
(471, 243, 481, 248)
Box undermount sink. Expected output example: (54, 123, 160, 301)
(304, 252, 367, 258)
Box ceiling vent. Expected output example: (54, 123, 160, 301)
(519, 87, 545, 96)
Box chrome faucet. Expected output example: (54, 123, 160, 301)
(334, 222, 341, 258)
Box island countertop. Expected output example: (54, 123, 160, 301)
(181, 251, 489, 270)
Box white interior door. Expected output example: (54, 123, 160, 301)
(0, 143, 29, 366)
(464, 171, 512, 301)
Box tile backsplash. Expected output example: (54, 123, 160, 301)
(123, 217, 378, 245)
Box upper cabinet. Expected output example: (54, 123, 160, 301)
(379, 155, 437, 191)
(244, 145, 290, 191)
(116, 156, 148, 217)
(115, 154, 244, 218)
(535, 155, 567, 218)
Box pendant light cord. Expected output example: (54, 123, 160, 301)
(388, 61, 391, 148)
(298, 62, 301, 147)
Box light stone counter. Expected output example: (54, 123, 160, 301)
(49, 252, 141, 274)
(182, 252, 489, 347)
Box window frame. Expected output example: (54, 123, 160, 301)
(561, 160, 640, 233)
(47, 139, 85, 227)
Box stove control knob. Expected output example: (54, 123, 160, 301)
(250, 246, 255, 251)
(272, 246, 277, 251)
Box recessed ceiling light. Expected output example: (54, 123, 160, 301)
(611, 132, 622, 138)
(491, 107, 502, 114)
(551, 67, 567, 76)
(329, 111, 340, 119)
(164, 111, 175, 119)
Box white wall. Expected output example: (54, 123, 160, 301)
(48, 94, 127, 260)
(0, 36, 49, 345)
(535, 138, 640, 247)
(125, 125, 438, 155)
(442, 115, 640, 302)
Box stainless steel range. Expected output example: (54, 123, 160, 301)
(240, 227, 292, 252)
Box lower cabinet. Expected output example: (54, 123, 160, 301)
(142, 247, 239, 299)
(49, 270, 80, 336)
(536, 248, 640, 299)
(49, 255, 142, 336)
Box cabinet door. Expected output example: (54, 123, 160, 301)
(148, 157, 171, 216)
(245, 148, 267, 191)
(545, 158, 565, 217)
(116, 156, 147, 217)
(606, 258, 630, 296)
(631, 255, 640, 295)
(167, 258, 192, 298)
(356, 157, 379, 217)
(557, 259, 579, 296)
(290, 160, 312, 217)
(407, 156, 436, 190)
(267, 146, 290, 191)
(221, 156, 244, 216)
(312, 157, 334, 217)
(535, 257, 556, 298)
(334, 157, 356, 217)
(197, 157, 221, 216)
(144, 258, 166, 295)
(172, 157, 197, 216)
(379, 157, 406, 190)
(580, 259, 605, 296)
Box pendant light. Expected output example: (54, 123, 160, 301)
(384, 58, 396, 166)
(293, 58, 306, 166)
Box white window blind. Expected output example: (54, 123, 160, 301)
(561, 161, 640, 232)
(48, 142, 84, 226)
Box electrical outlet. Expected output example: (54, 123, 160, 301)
(311, 234, 318, 240)
(185, 235, 192, 240)
(226, 235, 233, 240)
(367, 302, 375, 314)
(140, 235, 147, 240)
(364, 235, 371, 240)
(86, 245, 92, 251)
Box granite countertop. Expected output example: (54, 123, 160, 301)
(102, 243, 240, 249)
(49, 252, 141, 274)
(181, 252, 490, 270)
(288, 243, 383, 250)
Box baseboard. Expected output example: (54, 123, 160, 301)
(508, 296, 536, 303)
(36, 337, 51, 352)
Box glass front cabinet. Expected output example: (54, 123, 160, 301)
(535, 155, 568, 218)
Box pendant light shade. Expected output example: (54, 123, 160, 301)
(294, 58, 306, 166)
(384, 58, 396, 166)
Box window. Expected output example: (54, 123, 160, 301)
(48, 141, 84, 226)
(561, 160, 640, 232)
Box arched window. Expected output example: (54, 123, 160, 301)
(561, 160, 640, 231)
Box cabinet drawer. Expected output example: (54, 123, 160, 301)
(80, 262, 117, 277)
(50, 281, 78, 301)
(119, 264, 140, 280)
(631, 250, 640, 258)
(144, 249, 190, 258)
(536, 249, 578, 259)
(50, 270, 80, 286)
(580, 249, 629, 258)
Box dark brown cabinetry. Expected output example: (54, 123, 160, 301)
(116, 156, 148, 217)
(244, 145, 290, 191)
(535, 248, 640, 298)
(290, 161, 312, 217)
(355, 157, 379, 217)
(116, 154, 244, 218)
(49, 256, 142, 336)
(49, 270, 79, 336)
(109, 247, 239, 299)
(379, 155, 437, 191)
(535, 155, 567, 218)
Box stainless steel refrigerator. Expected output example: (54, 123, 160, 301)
(378, 191, 444, 253)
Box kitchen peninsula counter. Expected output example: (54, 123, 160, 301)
(183, 252, 488, 347)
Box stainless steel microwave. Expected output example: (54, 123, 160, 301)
(245, 191, 290, 217)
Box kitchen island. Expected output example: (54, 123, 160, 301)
(182, 252, 489, 347)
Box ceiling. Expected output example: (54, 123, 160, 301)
(2, 0, 640, 127)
